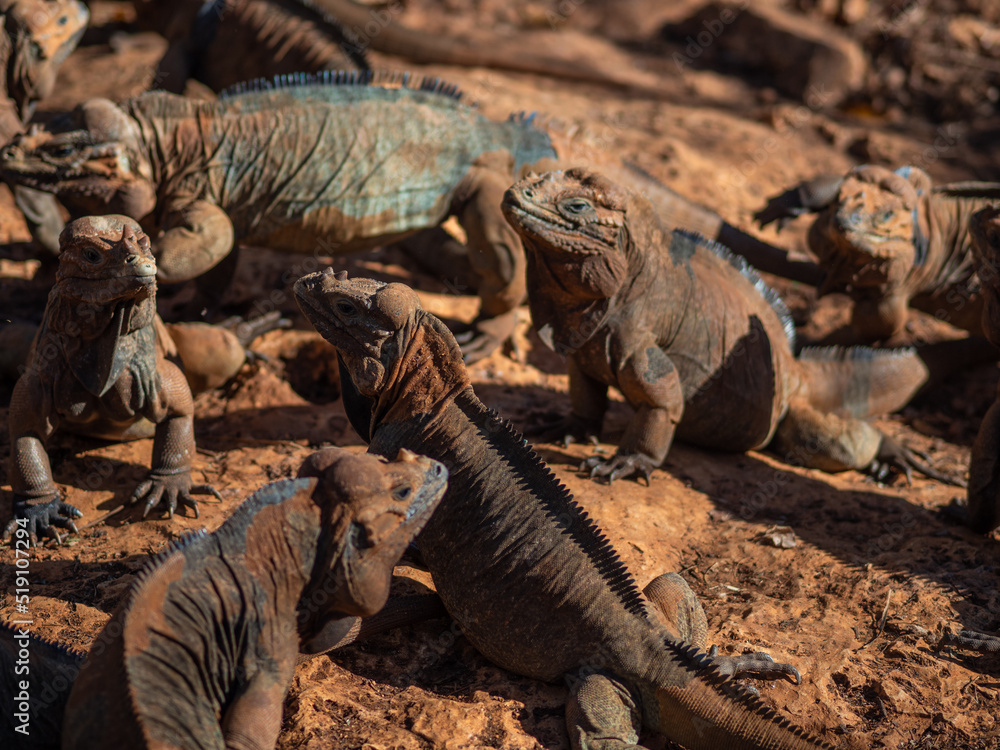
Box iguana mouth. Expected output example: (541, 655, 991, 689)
(502, 202, 605, 256)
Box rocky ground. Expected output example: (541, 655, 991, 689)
(2, 1, 1000, 748)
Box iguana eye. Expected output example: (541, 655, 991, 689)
(877, 210, 893, 224)
(336, 300, 357, 316)
(82, 248, 101, 264)
(561, 198, 593, 215)
(48, 144, 74, 158)
(392, 484, 412, 502)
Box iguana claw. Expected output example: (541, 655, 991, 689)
(526, 413, 601, 448)
(131, 473, 222, 519)
(580, 453, 657, 485)
(707, 645, 802, 684)
(456, 329, 503, 363)
(868, 435, 965, 487)
(4, 496, 82, 547)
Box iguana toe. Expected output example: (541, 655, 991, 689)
(526, 413, 600, 447)
(707, 645, 803, 684)
(5, 498, 82, 547)
(132, 475, 219, 519)
(581, 453, 657, 485)
(870, 435, 965, 487)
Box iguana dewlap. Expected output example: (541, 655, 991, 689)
(502, 168, 958, 484)
(6, 214, 226, 545)
(757, 164, 1000, 343)
(294, 268, 832, 750)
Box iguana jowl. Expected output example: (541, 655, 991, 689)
(0, 71, 818, 362)
(2, 447, 446, 750)
(501, 168, 963, 484)
(294, 269, 832, 750)
(7, 214, 227, 544)
(755, 164, 1000, 344)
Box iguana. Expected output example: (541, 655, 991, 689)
(1, 446, 447, 750)
(294, 268, 833, 750)
(1, 0, 89, 255)
(131, 0, 670, 96)
(501, 168, 968, 484)
(965, 205, 1000, 534)
(755, 164, 1000, 343)
(0, 71, 819, 362)
(6, 214, 235, 545)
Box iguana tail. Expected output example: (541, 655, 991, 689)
(645, 640, 833, 749)
(797, 337, 996, 418)
(0, 622, 84, 749)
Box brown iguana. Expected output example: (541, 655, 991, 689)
(501, 168, 969, 484)
(6, 214, 238, 545)
(965, 205, 1000, 534)
(0, 71, 818, 363)
(755, 164, 1000, 343)
(2, 446, 447, 750)
(131, 0, 669, 96)
(1, 0, 88, 255)
(294, 268, 833, 750)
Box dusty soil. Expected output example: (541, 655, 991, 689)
(2, 1, 1000, 748)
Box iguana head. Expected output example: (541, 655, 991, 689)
(502, 168, 655, 354)
(813, 165, 931, 295)
(1, 0, 89, 122)
(54, 214, 157, 305)
(294, 269, 469, 440)
(294, 271, 421, 397)
(297, 447, 447, 619)
(0, 97, 157, 217)
(969, 205, 1000, 346)
(43, 215, 158, 396)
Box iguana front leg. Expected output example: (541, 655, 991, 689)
(5, 373, 82, 545)
(154, 199, 236, 283)
(581, 345, 684, 483)
(452, 156, 526, 362)
(131, 359, 221, 518)
(967, 391, 1000, 533)
(849, 290, 910, 342)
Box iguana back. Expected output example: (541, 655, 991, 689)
(131, 72, 556, 250)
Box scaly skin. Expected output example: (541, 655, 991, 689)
(756, 164, 1000, 344)
(5, 215, 223, 545)
(0, 0, 89, 255)
(294, 269, 832, 750)
(0, 71, 818, 362)
(965, 205, 1000, 533)
(57, 447, 446, 750)
(0, 0, 88, 141)
(502, 168, 962, 485)
(132, 0, 366, 94)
